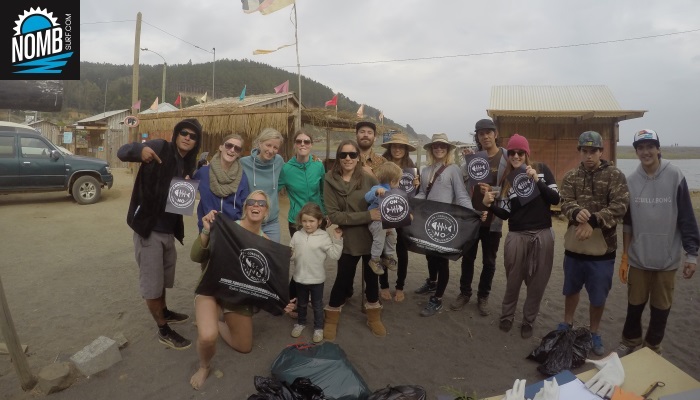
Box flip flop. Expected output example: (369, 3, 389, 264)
(380, 288, 392, 301)
(394, 290, 405, 302)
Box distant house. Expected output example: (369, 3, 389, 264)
(28, 120, 61, 145)
(487, 85, 646, 183)
(73, 109, 131, 168)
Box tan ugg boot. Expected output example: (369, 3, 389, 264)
(365, 307, 386, 337)
(323, 308, 341, 341)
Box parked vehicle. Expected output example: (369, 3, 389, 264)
(0, 122, 113, 204)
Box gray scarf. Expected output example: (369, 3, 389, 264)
(209, 152, 243, 197)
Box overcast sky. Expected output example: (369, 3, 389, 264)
(80, 1, 700, 145)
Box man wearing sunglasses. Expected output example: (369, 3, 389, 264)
(355, 121, 386, 175)
(118, 118, 203, 350)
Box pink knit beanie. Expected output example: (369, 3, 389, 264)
(507, 134, 530, 156)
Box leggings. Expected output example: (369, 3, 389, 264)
(328, 253, 378, 307)
(425, 254, 449, 298)
(379, 228, 408, 291)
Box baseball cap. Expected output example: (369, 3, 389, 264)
(578, 131, 603, 149)
(475, 119, 496, 131)
(355, 121, 376, 133)
(632, 129, 660, 149)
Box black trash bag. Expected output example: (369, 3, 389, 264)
(526, 327, 592, 376)
(271, 343, 371, 400)
(368, 385, 427, 400)
(247, 376, 296, 400)
(290, 377, 328, 400)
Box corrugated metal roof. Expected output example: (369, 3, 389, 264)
(76, 109, 129, 123)
(490, 86, 621, 111)
(185, 92, 300, 110)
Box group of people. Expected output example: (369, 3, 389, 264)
(118, 116, 698, 390)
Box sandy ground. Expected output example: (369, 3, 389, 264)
(1, 168, 699, 400)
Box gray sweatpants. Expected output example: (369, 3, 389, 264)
(368, 220, 397, 259)
(500, 228, 555, 325)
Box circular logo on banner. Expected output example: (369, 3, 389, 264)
(381, 194, 410, 223)
(425, 212, 458, 243)
(399, 172, 416, 194)
(168, 181, 196, 209)
(123, 115, 139, 127)
(513, 173, 535, 198)
(240, 248, 270, 283)
(468, 157, 490, 181)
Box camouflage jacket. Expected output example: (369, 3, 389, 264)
(560, 160, 629, 255)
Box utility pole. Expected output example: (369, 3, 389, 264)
(141, 48, 167, 103)
(212, 47, 215, 100)
(130, 12, 142, 174)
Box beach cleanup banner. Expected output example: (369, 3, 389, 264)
(399, 168, 418, 198)
(401, 198, 481, 260)
(379, 188, 412, 229)
(195, 216, 290, 315)
(506, 165, 540, 206)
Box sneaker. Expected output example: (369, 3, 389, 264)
(521, 323, 533, 339)
(369, 258, 385, 275)
(291, 324, 305, 338)
(499, 319, 513, 332)
(420, 296, 443, 317)
(381, 256, 398, 271)
(158, 329, 191, 350)
(312, 329, 323, 343)
(477, 297, 490, 316)
(449, 293, 471, 311)
(414, 279, 437, 294)
(615, 343, 635, 357)
(591, 333, 605, 356)
(556, 322, 573, 331)
(164, 309, 189, 324)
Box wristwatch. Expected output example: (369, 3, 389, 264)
(201, 228, 210, 236)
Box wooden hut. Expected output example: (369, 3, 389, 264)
(487, 85, 646, 183)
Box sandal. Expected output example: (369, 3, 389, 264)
(379, 288, 392, 301)
(394, 290, 405, 302)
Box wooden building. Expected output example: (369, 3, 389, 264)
(73, 109, 131, 168)
(487, 85, 646, 183)
(28, 120, 61, 146)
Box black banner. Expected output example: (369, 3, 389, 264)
(506, 165, 540, 206)
(195, 216, 291, 316)
(401, 198, 482, 260)
(380, 188, 411, 228)
(165, 178, 199, 215)
(399, 168, 418, 197)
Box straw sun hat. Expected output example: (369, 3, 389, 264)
(423, 133, 456, 151)
(381, 132, 416, 152)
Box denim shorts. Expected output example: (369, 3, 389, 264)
(562, 255, 614, 307)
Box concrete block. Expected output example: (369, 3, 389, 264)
(37, 362, 74, 394)
(70, 336, 122, 376)
(112, 332, 129, 349)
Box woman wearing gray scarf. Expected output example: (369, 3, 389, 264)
(193, 134, 250, 232)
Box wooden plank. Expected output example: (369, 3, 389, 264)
(0, 274, 36, 390)
(0, 342, 28, 354)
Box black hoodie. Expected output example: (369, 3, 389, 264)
(118, 118, 202, 243)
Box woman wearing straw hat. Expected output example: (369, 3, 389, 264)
(378, 132, 418, 302)
(414, 133, 476, 317)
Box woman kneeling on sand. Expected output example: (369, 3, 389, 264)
(189, 190, 271, 389)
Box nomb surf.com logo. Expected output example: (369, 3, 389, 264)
(3, 4, 79, 79)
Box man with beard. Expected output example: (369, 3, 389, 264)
(355, 121, 386, 175)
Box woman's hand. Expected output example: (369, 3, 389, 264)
(478, 182, 491, 195)
(284, 298, 297, 314)
(333, 227, 343, 240)
(369, 208, 381, 221)
(483, 190, 495, 207)
(202, 210, 218, 231)
(526, 165, 538, 181)
(481, 211, 488, 222)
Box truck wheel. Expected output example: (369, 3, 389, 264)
(72, 176, 102, 205)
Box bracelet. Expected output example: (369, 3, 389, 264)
(201, 228, 210, 236)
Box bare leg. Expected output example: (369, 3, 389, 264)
(146, 295, 166, 325)
(564, 293, 579, 325)
(190, 296, 218, 390)
(219, 312, 253, 354)
(589, 304, 605, 333)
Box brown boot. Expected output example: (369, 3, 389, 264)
(323, 308, 341, 341)
(365, 307, 386, 337)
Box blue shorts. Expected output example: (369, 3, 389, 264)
(562, 255, 614, 307)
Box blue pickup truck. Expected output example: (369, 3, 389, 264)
(0, 121, 113, 204)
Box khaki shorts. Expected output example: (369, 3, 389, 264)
(133, 231, 177, 299)
(194, 295, 254, 317)
(627, 266, 676, 310)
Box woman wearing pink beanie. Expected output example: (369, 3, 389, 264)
(481, 134, 561, 339)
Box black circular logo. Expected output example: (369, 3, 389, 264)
(512, 173, 535, 198)
(381, 194, 410, 223)
(168, 181, 196, 209)
(239, 249, 270, 283)
(399, 172, 416, 194)
(425, 212, 458, 243)
(468, 157, 490, 181)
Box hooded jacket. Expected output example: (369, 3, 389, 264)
(623, 159, 699, 270)
(117, 119, 201, 243)
(192, 165, 250, 231)
(560, 159, 629, 258)
(278, 155, 326, 224)
(324, 170, 378, 256)
(290, 228, 343, 284)
(240, 148, 285, 224)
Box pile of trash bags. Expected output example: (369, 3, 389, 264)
(527, 327, 592, 376)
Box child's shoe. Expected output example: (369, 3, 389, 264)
(369, 258, 384, 275)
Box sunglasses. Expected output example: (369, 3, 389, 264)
(245, 199, 268, 207)
(223, 142, 243, 153)
(432, 143, 449, 150)
(507, 150, 527, 157)
(338, 151, 359, 159)
(295, 139, 312, 145)
(179, 130, 198, 140)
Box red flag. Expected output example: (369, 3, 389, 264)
(174, 94, 181, 106)
(274, 80, 289, 94)
(132, 100, 141, 110)
(324, 94, 338, 107)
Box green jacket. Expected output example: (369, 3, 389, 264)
(279, 156, 326, 223)
(560, 160, 629, 255)
(324, 170, 378, 256)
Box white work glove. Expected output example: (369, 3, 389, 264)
(585, 353, 625, 399)
(532, 377, 559, 400)
(502, 379, 526, 400)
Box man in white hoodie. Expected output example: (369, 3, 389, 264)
(616, 129, 699, 356)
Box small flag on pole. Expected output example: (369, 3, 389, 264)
(132, 100, 141, 111)
(149, 97, 159, 111)
(260, 0, 295, 15)
(325, 94, 338, 107)
(357, 104, 365, 118)
(239, 85, 247, 101)
(274, 80, 290, 94)
(242, 0, 295, 15)
(174, 94, 181, 107)
(199, 92, 208, 103)
(254, 43, 295, 55)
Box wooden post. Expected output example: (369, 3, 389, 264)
(325, 128, 331, 162)
(0, 274, 36, 390)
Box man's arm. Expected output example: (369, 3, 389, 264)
(594, 168, 629, 229)
(117, 140, 163, 164)
(559, 170, 581, 222)
(677, 177, 699, 266)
